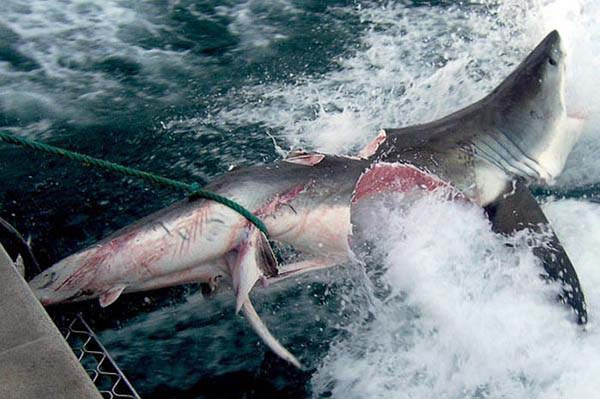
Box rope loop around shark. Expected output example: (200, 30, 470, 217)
(28, 30, 587, 368)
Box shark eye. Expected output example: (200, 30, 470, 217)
(548, 56, 558, 67)
(38, 271, 57, 289)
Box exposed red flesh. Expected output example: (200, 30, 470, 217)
(352, 162, 454, 204)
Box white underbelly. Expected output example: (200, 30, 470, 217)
(269, 205, 352, 259)
(473, 160, 511, 206)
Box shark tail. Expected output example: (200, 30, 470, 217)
(0, 217, 40, 279)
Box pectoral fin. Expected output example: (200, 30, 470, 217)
(99, 285, 127, 308)
(241, 300, 302, 369)
(226, 228, 301, 367)
(485, 179, 587, 324)
(229, 228, 278, 313)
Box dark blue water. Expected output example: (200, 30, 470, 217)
(0, 1, 366, 397)
(0, 0, 364, 267)
(2, 1, 600, 398)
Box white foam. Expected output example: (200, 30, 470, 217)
(212, 2, 539, 155)
(213, 1, 600, 190)
(253, 1, 600, 397)
(0, 0, 299, 127)
(312, 195, 600, 398)
(540, 0, 600, 188)
(216, 0, 295, 51)
(0, 0, 180, 124)
(543, 199, 600, 313)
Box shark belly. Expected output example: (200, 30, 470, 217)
(268, 203, 353, 260)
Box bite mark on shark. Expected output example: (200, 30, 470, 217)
(352, 162, 458, 204)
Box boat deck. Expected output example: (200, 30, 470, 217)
(0, 244, 101, 399)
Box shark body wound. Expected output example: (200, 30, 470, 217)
(29, 31, 586, 368)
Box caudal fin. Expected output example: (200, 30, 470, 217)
(0, 217, 41, 279)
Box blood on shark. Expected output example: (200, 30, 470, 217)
(29, 30, 586, 368)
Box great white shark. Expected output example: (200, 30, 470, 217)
(28, 30, 586, 368)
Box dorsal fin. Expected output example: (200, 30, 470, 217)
(376, 30, 582, 185)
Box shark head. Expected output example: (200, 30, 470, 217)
(29, 250, 99, 305)
(371, 30, 583, 200)
(492, 30, 566, 110)
(29, 268, 72, 305)
(480, 29, 580, 184)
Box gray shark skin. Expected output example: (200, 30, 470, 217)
(28, 30, 586, 367)
(363, 29, 586, 323)
(31, 154, 370, 367)
(372, 30, 582, 205)
(485, 179, 586, 324)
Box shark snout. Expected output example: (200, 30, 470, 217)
(29, 270, 58, 290)
(31, 282, 82, 306)
(542, 30, 564, 67)
(28, 271, 68, 305)
(29, 264, 87, 305)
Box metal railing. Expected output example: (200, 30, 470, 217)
(61, 315, 140, 399)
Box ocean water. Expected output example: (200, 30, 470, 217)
(1, 1, 600, 398)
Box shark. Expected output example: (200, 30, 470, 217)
(28, 30, 586, 368)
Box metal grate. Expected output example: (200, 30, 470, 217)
(62, 315, 141, 399)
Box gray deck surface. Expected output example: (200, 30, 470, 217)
(0, 244, 101, 399)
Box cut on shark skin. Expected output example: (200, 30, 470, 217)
(28, 30, 587, 367)
(31, 155, 370, 368)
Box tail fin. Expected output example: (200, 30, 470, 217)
(0, 217, 41, 279)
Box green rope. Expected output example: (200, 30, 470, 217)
(0, 131, 269, 236)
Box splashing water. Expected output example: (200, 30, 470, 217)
(298, 1, 600, 397)
(212, 0, 600, 186)
(99, 1, 600, 396)
(312, 195, 600, 398)
(3, 0, 600, 397)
